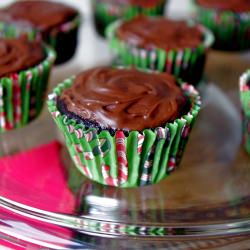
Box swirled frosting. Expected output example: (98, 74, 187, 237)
(130, 0, 164, 7)
(0, 1, 77, 32)
(98, 0, 164, 8)
(0, 38, 44, 78)
(59, 67, 188, 131)
(196, 0, 250, 12)
(116, 16, 203, 51)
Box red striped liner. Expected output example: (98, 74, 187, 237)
(137, 134, 145, 154)
(73, 155, 93, 179)
(102, 164, 118, 186)
(115, 131, 128, 184)
(11, 73, 21, 126)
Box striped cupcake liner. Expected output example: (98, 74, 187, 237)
(92, 0, 167, 36)
(239, 69, 250, 154)
(48, 74, 201, 188)
(0, 14, 80, 65)
(106, 20, 214, 85)
(0, 46, 56, 133)
(193, 1, 250, 51)
(0, 22, 56, 133)
(43, 14, 81, 65)
(0, 21, 39, 40)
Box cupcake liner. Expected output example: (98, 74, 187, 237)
(0, 21, 56, 132)
(106, 20, 214, 85)
(45, 14, 81, 64)
(0, 46, 55, 133)
(92, 0, 167, 36)
(239, 69, 250, 153)
(0, 21, 39, 40)
(193, 1, 250, 51)
(48, 76, 201, 188)
(0, 14, 80, 65)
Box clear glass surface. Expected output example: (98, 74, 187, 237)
(0, 4, 250, 248)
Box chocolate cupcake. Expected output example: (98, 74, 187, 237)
(239, 69, 250, 153)
(48, 67, 201, 188)
(194, 0, 250, 51)
(92, 0, 167, 37)
(106, 16, 214, 85)
(0, 31, 55, 132)
(0, 0, 80, 64)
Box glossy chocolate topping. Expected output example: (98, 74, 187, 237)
(59, 67, 188, 131)
(0, 38, 44, 78)
(130, 0, 164, 8)
(0, 0, 77, 32)
(116, 16, 203, 51)
(196, 0, 250, 12)
(99, 0, 164, 8)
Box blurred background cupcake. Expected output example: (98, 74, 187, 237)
(0, 23, 56, 133)
(193, 0, 250, 51)
(106, 16, 214, 85)
(92, 0, 168, 37)
(239, 69, 250, 154)
(0, 0, 81, 64)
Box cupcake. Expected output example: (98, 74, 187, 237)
(92, 0, 167, 37)
(193, 0, 250, 51)
(239, 69, 250, 153)
(0, 0, 80, 64)
(48, 67, 201, 188)
(106, 16, 214, 85)
(0, 27, 56, 133)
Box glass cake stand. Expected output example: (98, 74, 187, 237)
(0, 13, 250, 250)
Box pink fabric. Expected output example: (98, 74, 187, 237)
(0, 141, 75, 213)
(0, 239, 25, 249)
(0, 141, 77, 247)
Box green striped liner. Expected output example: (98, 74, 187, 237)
(239, 69, 250, 154)
(0, 21, 38, 40)
(106, 19, 214, 85)
(47, 14, 81, 49)
(0, 21, 56, 133)
(0, 14, 80, 65)
(92, 0, 167, 36)
(48, 72, 201, 188)
(35, 14, 80, 65)
(193, 0, 250, 51)
(0, 46, 56, 133)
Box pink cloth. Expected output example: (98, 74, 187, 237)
(0, 141, 75, 213)
(0, 240, 24, 249)
(0, 141, 77, 248)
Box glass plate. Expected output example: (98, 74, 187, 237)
(0, 18, 250, 248)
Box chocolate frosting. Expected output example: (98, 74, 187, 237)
(196, 0, 250, 12)
(0, 1, 77, 32)
(59, 67, 188, 131)
(130, 0, 164, 7)
(97, 0, 164, 8)
(0, 38, 44, 78)
(116, 16, 203, 51)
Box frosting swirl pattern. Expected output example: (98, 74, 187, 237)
(129, 0, 164, 8)
(196, 0, 250, 12)
(97, 0, 164, 8)
(0, 0, 77, 32)
(116, 16, 203, 51)
(0, 38, 44, 78)
(59, 67, 188, 131)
